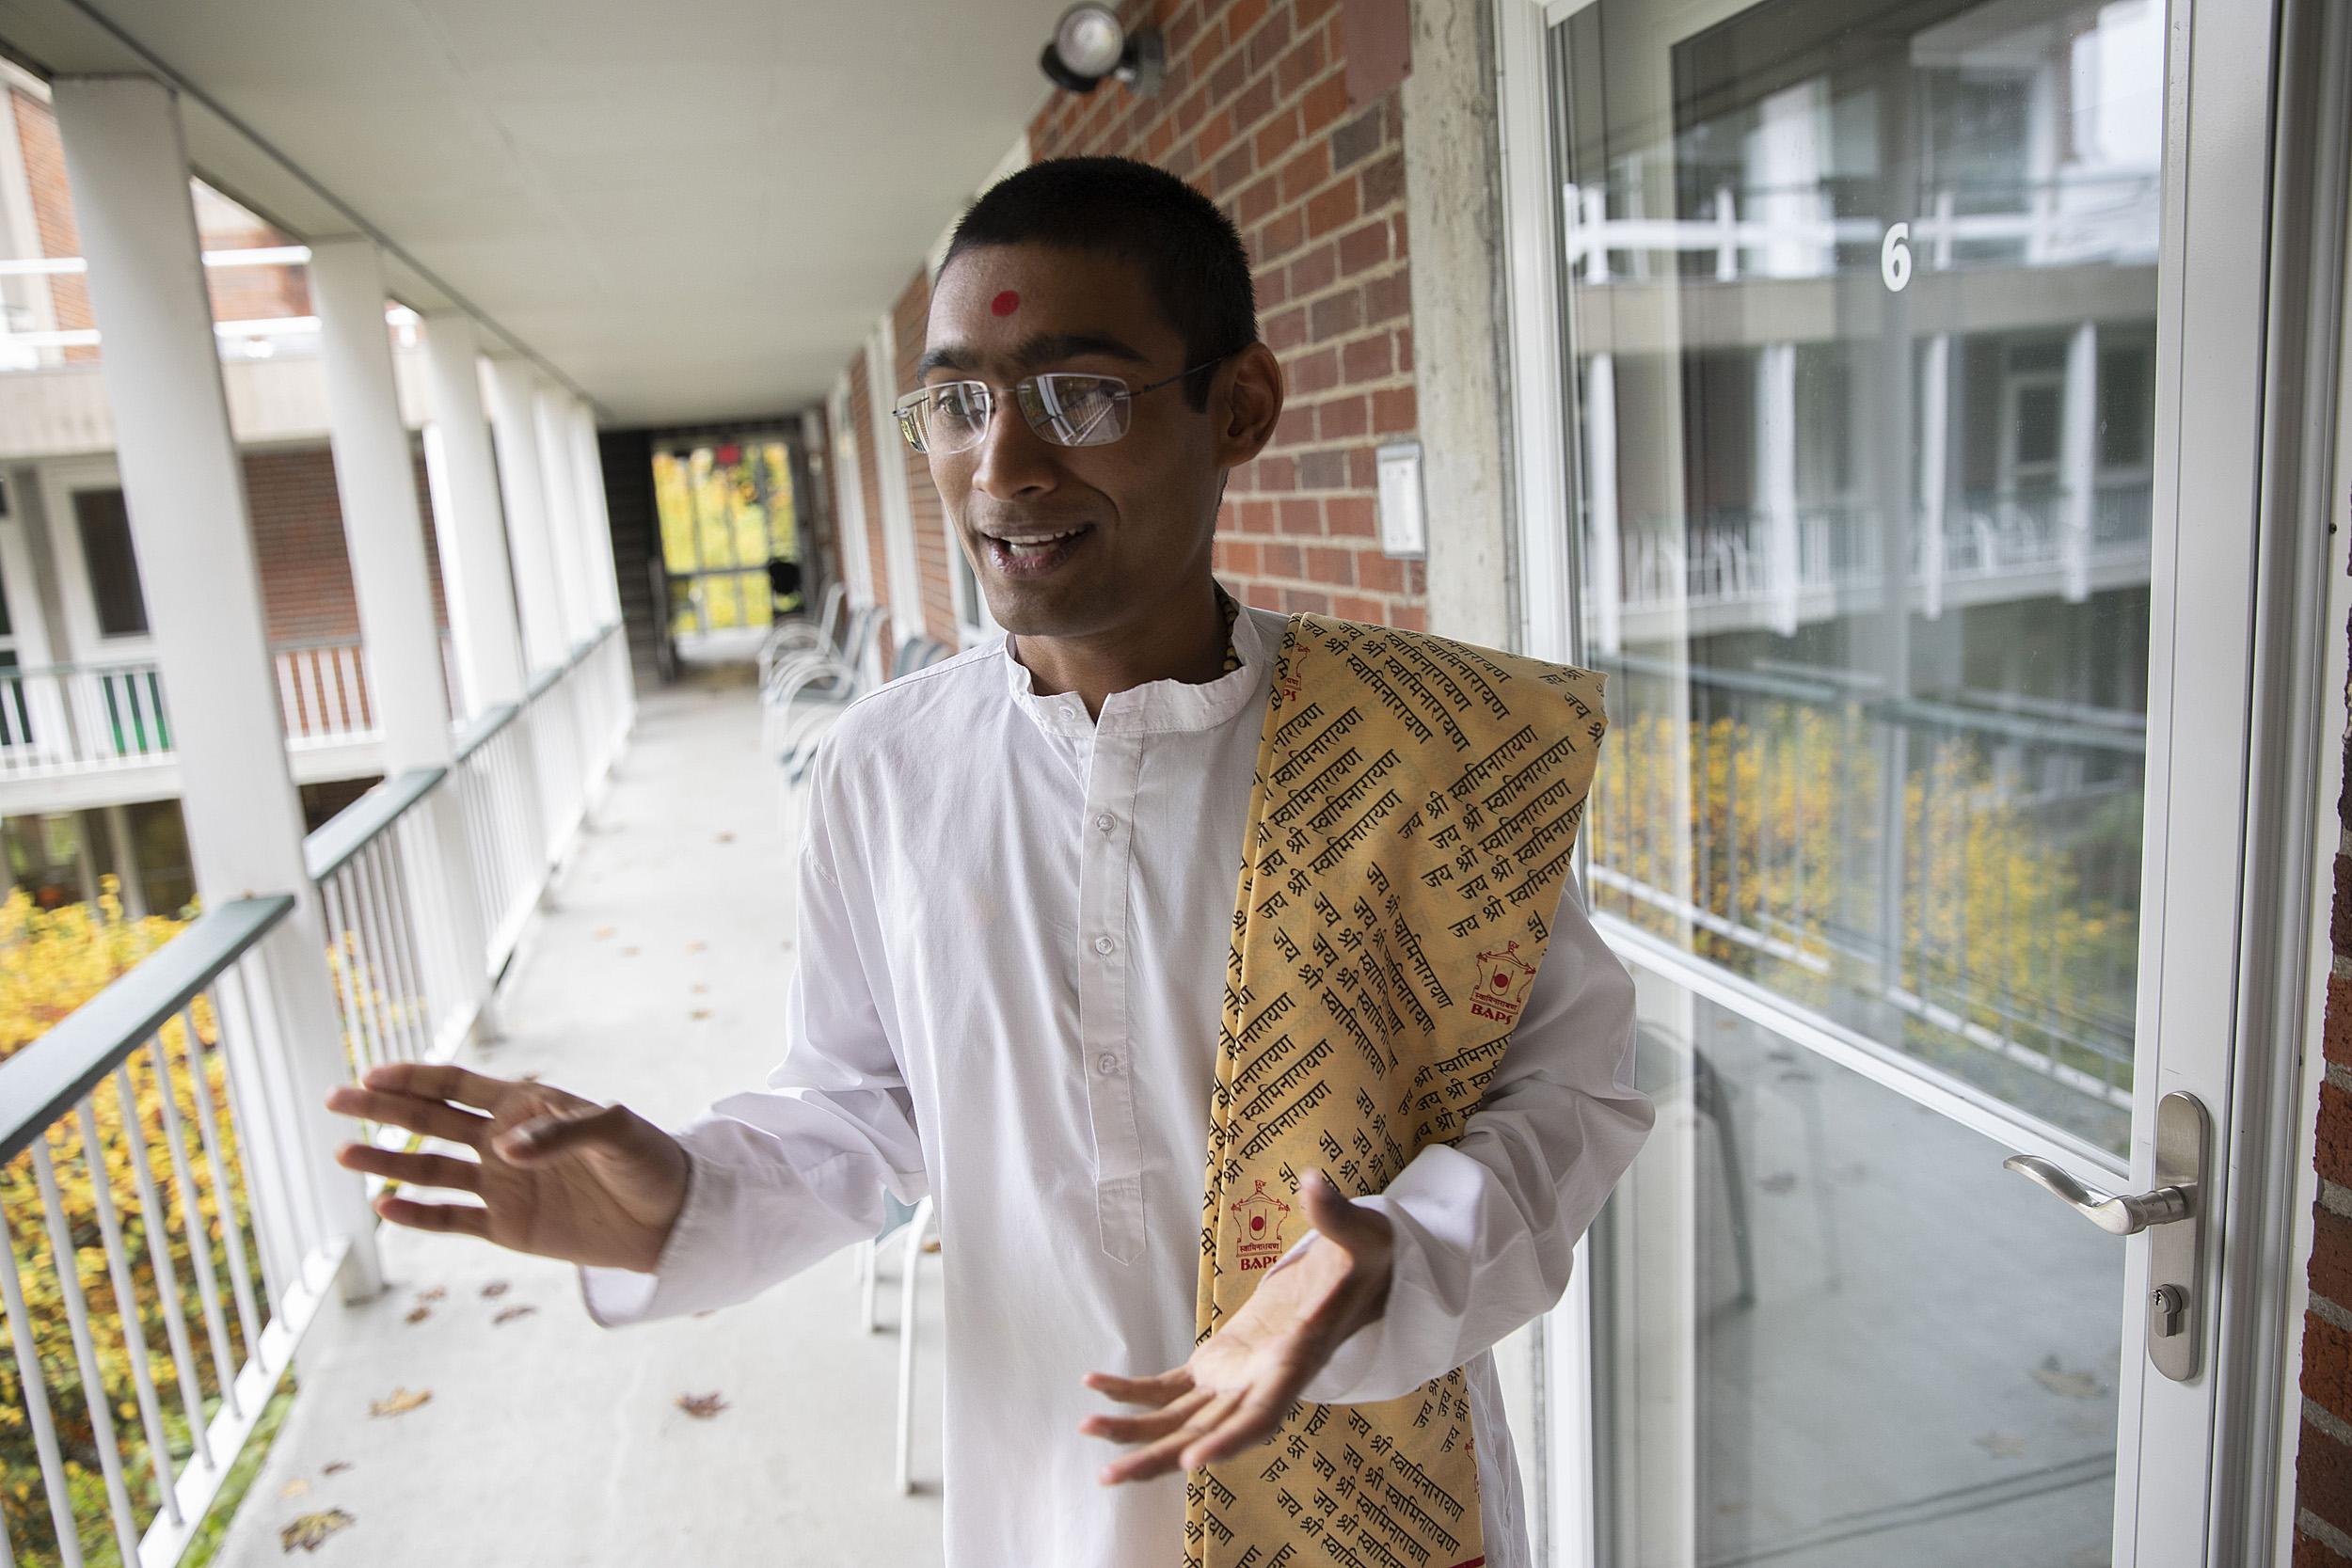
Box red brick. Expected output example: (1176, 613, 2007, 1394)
(1280, 141, 1332, 203)
(1391, 210, 1409, 259)
(1298, 449, 1349, 489)
(1318, 394, 1370, 440)
(1255, 457, 1297, 493)
(1302, 74, 1350, 135)
(1358, 551, 1406, 593)
(1199, 109, 1237, 161)
(1334, 593, 1385, 623)
(1264, 543, 1304, 578)
(1239, 498, 1279, 532)
(1209, 51, 1248, 104)
(1372, 385, 1417, 434)
(1216, 143, 1255, 194)
(1175, 85, 1211, 135)
(1222, 539, 1263, 576)
(1311, 286, 1364, 342)
(1243, 6, 1290, 72)
(1307, 181, 1359, 237)
(1289, 242, 1339, 297)
(1360, 150, 1406, 211)
(1237, 171, 1283, 227)
(1260, 206, 1308, 263)
(1306, 546, 1356, 586)
(1278, 34, 1327, 97)
(1279, 499, 1324, 535)
(2316, 1206, 2352, 1307)
(1327, 496, 1377, 538)
(1365, 267, 1411, 324)
(2300, 1528, 2352, 1568)
(1338, 218, 1390, 276)
(1234, 71, 1277, 132)
(1348, 445, 1379, 487)
(2302, 1408, 2352, 1541)
(1282, 587, 1333, 614)
(1255, 262, 1291, 309)
(1247, 582, 1282, 610)
(2324, 1083, 2352, 1187)
(1265, 305, 1310, 353)
(1295, 0, 1341, 27)
(1395, 325, 1414, 373)
(1226, 0, 1269, 43)
(1291, 346, 1341, 395)
(1391, 602, 1427, 631)
(1273, 404, 1315, 445)
(1256, 106, 1305, 167)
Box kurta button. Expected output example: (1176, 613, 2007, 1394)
(1095, 814, 1115, 832)
(1098, 1053, 1120, 1074)
(1093, 936, 1116, 955)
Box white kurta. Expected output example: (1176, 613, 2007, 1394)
(584, 602, 1652, 1567)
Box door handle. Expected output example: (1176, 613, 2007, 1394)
(1999, 1156, 2191, 1234)
(2000, 1090, 2211, 1383)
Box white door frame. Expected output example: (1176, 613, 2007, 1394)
(37, 453, 159, 667)
(1490, 0, 2340, 1559)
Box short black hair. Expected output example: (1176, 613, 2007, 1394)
(941, 156, 1258, 410)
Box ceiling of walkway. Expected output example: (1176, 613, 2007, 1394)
(0, 0, 1070, 422)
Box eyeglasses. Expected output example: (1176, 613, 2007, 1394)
(893, 358, 1228, 455)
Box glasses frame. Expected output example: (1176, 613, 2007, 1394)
(893, 356, 1232, 454)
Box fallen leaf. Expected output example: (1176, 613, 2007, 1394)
(686, 941, 707, 953)
(1974, 1431, 2027, 1458)
(622, 946, 641, 957)
(481, 1281, 509, 1298)
(322, 1462, 352, 1476)
(595, 927, 615, 940)
(716, 832, 735, 844)
(691, 983, 709, 994)
(493, 1305, 537, 1326)
(279, 1478, 311, 1499)
(414, 1288, 446, 1303)
(404, 1306, 431, 1324)
(691, 1009, 712, 1021)
(2030, 1356, 2103, 1400)
(368, 1388, 430, 1418)
(677, 1391, 728, 1419)
(280, 1510, 355, 1553)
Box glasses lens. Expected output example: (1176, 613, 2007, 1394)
(1020, 374, 1130, 447)
(894, 399, 930, 453)
(912, 384, 992, 453)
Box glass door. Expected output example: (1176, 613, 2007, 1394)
(1496, 0, 2319, 1560)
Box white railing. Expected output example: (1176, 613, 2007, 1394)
(0, 896, 353, 1567)
(272, 641, 373, 750)
(1616, 483, 2153, 614)
(0, 622, 633, 1565)
(310, 623, 633, 1080)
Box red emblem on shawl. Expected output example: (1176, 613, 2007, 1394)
(1232, 1180, 1292, 1273)
(1470, 941, 1537, 1025)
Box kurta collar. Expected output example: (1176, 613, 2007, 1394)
(1004, 585, 1274, 739)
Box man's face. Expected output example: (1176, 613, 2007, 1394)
(919, 244, 1232, 639)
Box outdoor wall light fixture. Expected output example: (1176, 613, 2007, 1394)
(1039, 4, 1165, 96)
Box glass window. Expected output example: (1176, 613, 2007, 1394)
(72, 487, 151, 638)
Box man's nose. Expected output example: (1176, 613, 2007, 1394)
(970, 396, 1059, 499)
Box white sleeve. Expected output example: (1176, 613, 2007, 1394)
(580, 765, 928, 1326)
(1299, 871, 1651, 1404)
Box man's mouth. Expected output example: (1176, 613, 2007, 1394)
(975, 523, 1094, 578)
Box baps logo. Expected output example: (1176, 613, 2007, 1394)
(1232, 1180, 1293, 1273)
(1470, 941, 1538, 1025)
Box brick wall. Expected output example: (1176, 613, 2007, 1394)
(841, 0, 1425, 639)
(892, 272, 961, 644)
(847, 350, 895, 630)
(240, 443, 448, 647)
(10, 86, 94, 355)
(2301, 670, 2352, 1565)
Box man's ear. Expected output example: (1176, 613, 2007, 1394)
(1213, 342, 1285, 467)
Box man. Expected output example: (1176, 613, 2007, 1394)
(332, 158, 1649, 1567)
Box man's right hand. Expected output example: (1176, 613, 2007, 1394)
(326, 1064, 691, 1274)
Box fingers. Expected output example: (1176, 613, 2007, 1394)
(337, 1143, 484, 1194)
(1095, 1388, 1247, 1484)
(1078, 1386, 1216, 1445)
(493, 1102, 635, 1164)
(1081, 1368, 1197, 1408)
(1179, 1380, 1298, 1470)
(373, 1193, 491, 1239)
(1296, 1167, 1370, 1242)
(356, 1062, 534, 1113)
(325, 1085, 494, 1148)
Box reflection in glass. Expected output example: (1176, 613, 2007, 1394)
(1552, 0, 2162, 1154)
(1594, 978, 2122, 1567)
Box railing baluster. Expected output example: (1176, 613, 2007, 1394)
(30, 1135, 145, 1565)
(180, 998, 265, 1377)
(1, 1198, 85, 1568)
(154, 1013, 245, 1420)
(77, 1092, 184, 1529)
(116, 1053, 216, 1475)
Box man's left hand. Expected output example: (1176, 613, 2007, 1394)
(1080, 1167, 1394, 1484)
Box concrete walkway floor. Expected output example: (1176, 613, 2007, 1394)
(215, 664, 947, 1566)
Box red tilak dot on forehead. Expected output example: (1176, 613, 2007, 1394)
(991, 290, 1021, 317)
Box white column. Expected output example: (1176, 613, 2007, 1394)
(532, 379, 591, 651)
(421, 311, 528, 711)
(1918, 334, 1951, 621)
(1756, 341, 1801, 638)
(866, 321, 926, 642)
(829, 376, 876, 606)
(1584, 352, 1622, 656)
(484, 356, 566, 673)
(310, 237, 448, 770)
(53, 75, 379, 1295)
(565, 402, 622, 626)
(2060, 322, 2098, 604)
